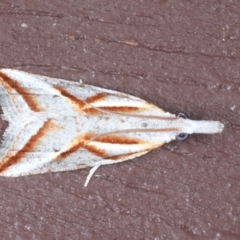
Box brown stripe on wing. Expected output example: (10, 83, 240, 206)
(54, 86, 86, 111)
(53, 86, 147, 115)
(99, 106, 140, 113)
(83, 108, 101, 114)
(84, 145, 106, 158)
(0, 72, 41, 112)
(0, 120, 55, 173)
(53, 132, 97, 160)
(85, 93, 107, 103)
(57, 132, 110, 159)
(54, 86, 105, 114)
(83, 93, 107, 114)
(54, 138, 85, 159)
(95, 134, 142, 144)
(84, 106, 141, 115)
(53, 132, 145, 161)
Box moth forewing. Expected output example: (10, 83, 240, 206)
(0, 69, 224, 186)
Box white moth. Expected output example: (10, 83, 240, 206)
(0, 69, 224, 186)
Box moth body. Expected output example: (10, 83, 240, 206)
(0, 69, 224, 186)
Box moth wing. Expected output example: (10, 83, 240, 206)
(0, 69, 171, 177)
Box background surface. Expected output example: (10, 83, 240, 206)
(0, 1, 239, 239)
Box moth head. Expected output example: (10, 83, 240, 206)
(176, 112, 189, 141)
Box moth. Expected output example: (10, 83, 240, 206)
(0, 69, 224, 186)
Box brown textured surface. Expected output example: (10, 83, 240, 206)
(0, 1, 239, 240)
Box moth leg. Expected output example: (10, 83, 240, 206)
(84, 165, 100, 187)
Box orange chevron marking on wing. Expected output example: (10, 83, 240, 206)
(83, 132, 97, 141)
(54, 132, 96, 160)
(83, 108, 101, 114)
(0, 72, 41, 112)
(54, 86, 85, 111)
(84, 145, 106, 158)
(54, 86, 144, 115)
(54, 86, 103, 114)
(0, 120, 55, 173)
(85, 93, 107, 103)
(56, 137, 86, 159)
(54, 132, 146, 161)
(57, 141, 85, 159)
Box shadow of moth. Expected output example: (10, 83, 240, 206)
(0, 69, 224, 186)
